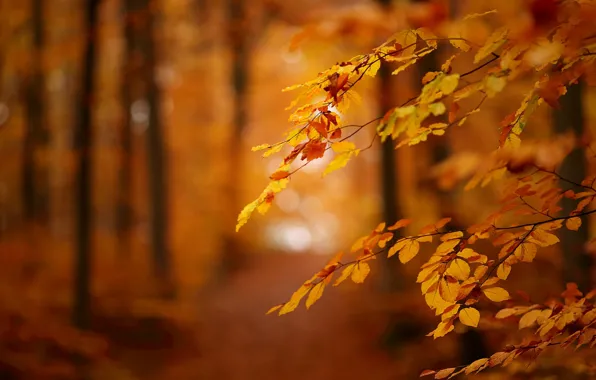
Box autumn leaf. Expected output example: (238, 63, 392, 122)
(464, 358, 489, 375)
(483, 287, 510, 302)
(566, 217, 582, 231)
(351, 262, 370, 283)
(519, 309, 542, 329)
(266, 304, 283, 315)
(459, 307, 480, 327)
(306, 282, 325, 309)
(434, 368, 455, 379)
(388, 219, 412, 230)
(446, 259, 470, 281)
(334, 264, 355, 286)
(399, 240, 421, 263)
(270, 170, 290, 180)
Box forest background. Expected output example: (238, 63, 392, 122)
(1, 0, 595, 379)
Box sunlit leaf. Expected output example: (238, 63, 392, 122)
(459, 307, 480, 327)
(483, 287, 510, 302)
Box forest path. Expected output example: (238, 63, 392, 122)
(188, 253, 412, 380)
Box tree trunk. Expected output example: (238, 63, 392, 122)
(413, 0, 487, 363)
(22, 0, 48, 222)
(73, 0, 100, 332)
(221, 0, 250, 274)
(553, 81, 592, 292)
(144, 2, 172, 296)
(117, 0, 135, 257)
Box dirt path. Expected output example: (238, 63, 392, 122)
(190, 254, 419, 380)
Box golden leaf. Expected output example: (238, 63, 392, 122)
(464, 358, 489, 375)
(519, 309, 542, 329)
(436, 239, 460, 255)
(351, 262, 370, 283)
(446, 259, 470, 281)
(459, 307, 480, 327)
(439, 277, 460, 302)
(566, 217, 582, 231)
(474, 27, 508, 64)
(530, 230, 559, 247)
(266, 304, 283, 315)
(497, 263, 511, 280)
(305, 282, 325, 309)
(434, 368, 455, 379)
(334, 264, 355, 286)
(388, 238, 407, 258)
(399, 240, 421, 263)
(482, 287, 510, 302)
(514, 242, 537, 263)
(279, 283, 311, 315)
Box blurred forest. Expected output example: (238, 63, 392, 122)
(1, 0, 596, 379)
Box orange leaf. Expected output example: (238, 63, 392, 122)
(566, 217, 582, 231)
(270, 170, 290, 180)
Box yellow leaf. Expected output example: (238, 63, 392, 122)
(514, 242, 537, 263)
(441, 231, 463, 241)
(366, 58, 381, 77)
(388, 238, 407, 258)
(334, 264, 355, 286)
(439, 277, 460, 302)
(436, 239, 460, 255)
(279, 283, 311, 315)
(446, 259, 470, 281)
(399, 240, 420, 263)
(566, 217, 582, 231)
(497, 263, 511, 280)
(474, 27, 508, 64)
(266, 304, 283, 315)
(519, 309, 542, 329)
(464, 358, 488, 375)
(331, 140, 356, 153)
(351, 262, 370, 283)
(439, 74, 460, 96)
(484, 75, 506, 98)
(449, 39, 470, 52)
(388, 219, 412, 230)
(459, 307, 480, 327)
(434, 368, 455, 379)
(417, 235, 433, 243)
(530, 230, 559, 247)
(482, 287, 510, 302)
(463, 10, 497, 20)
(430, 320, 455, 339)
(305, 282, 325, 309)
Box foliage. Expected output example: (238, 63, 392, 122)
(238, 0, 596, 377)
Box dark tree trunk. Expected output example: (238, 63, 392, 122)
(116, 0, 134, 257)
(375, 0, 413, 351)
(22, 0, 48, 222)
(413, 0, 488, 364)
(73, 0, 100, 332)
(144, 2, 172, 296)
(553, 81, 592, 292)
(221, 0, 250, 274)
(122, 0, 172, 297)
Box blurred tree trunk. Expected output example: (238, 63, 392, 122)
(412, 0, 488, 364)
(375, 0, 412, 351)
(22, 0, 48, 222)
(144, 1, 173, 296)
(117, 0, 135, 257)
(553, 81, 592, 292)
(221, 0, 250, 274)
(123, 0, 172, 295)
(73, 0, 100, 332)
